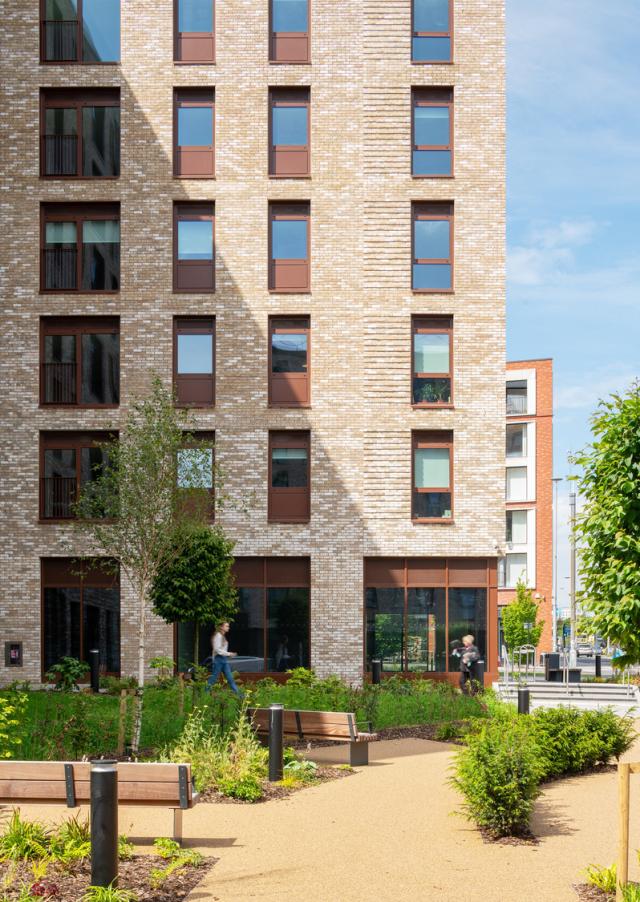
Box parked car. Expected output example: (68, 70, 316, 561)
(576, 641, 594, 657)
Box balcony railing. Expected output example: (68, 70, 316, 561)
(43, 20, 78, 61)
(42, 363, 77, 404)
(43, 247, 77, 290)
(506, 393, 527, 415)
(41, 477, 77, 519)
(43, 135, 78, 176)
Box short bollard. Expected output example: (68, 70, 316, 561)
(90, 760, 118, 888)
(268, 704, 284, 782)
(474, 660, 485, 692)
(595, 654, 602, 678)
(517, 687, 530, 715)
(371, 659, 382, 685)
(89, 648, 100, 693)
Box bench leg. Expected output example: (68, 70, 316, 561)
(173, 809, 183, 845)
(349, 741, 369, 767)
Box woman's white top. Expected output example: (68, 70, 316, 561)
(213, 631, 231, 656)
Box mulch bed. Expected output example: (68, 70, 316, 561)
(286, 721, 470, 751)
(479, 826, 539, 846)
(200, 764, 353, 804)
(0, 856, 215, 901)
(574, 884, 612, 901)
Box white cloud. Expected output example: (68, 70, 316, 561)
(556, 371, 638, 411)
(507, 218, 599, 286)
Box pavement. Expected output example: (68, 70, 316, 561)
(7, 735, 640, 902)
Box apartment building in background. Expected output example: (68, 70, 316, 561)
(0, 0, 506, 686)
(499, 359, 554, 653)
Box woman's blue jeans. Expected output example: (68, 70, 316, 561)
(207, 655, 242, 696)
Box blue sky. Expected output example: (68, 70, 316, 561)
(507, 0, 640, 609)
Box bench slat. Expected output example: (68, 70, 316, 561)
(0, 762, 192, 785)
(0, 780, 188, 804)
(249, 708, 369, 740)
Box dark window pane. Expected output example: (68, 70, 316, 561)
(233, 588, 266, 671)
(413, 263, 452, 290)
(82, 221, 120, 291)
(272, 220, 307, 260)
(82, 0, 120, 62)
(44, 448, 76, 478)
(412, 377, 451, 404)
(176, 621, 215, 671)
(506, 381, 527, 415)
(414, 0, 449, 31)
(412, 36, 451, 61)
(273, 0, 308, 31)
(44, 2, 78, 60)
(448, 588, 486, 670)
(267, 587, 309, 671)
(271, 333, 307, 372)
(271, 448, 308, 487)
(407, 588, 446, 672)
(272, 107, 307, 146)
(43, 450, 76, 517)
(81, 333, 119, 404)
(179, 0, 213, 31)
(45, 334, 75, 364)
(46, 0, 77, 19)
(178, 107, 213, 147)
(83, 587, 120, 673)
(45, 108, 77, 136)
(82, 107, 120, 177)
(506, 424, 525, 457)
(415, 219, 450, 259)
(413, 491, 452, 519)
(43, 587, 81, 673)
(44, 110, 78, 175)
(80, 445, 108, 485)
(45, 222, 77, 290)
(412, 150, 452, 176)
(365, 587, 404, 672)
(44, 335, 77, 403)
(177, 334, 213, 374)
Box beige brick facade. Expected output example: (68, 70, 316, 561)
(0, 0, 505, 686)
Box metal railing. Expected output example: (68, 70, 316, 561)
(41, 477, 77, 519)
(41, 363, 77, 404)
(43, 248, 77, 290)
(43, 20, 78, 61)
(506, 394, 527, 415)
(42, 135, 78, 176)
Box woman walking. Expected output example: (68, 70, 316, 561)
(207, 622, 243, 696)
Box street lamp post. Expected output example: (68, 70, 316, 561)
(569, 491, 578, 667)
(552, 477, 563, 652)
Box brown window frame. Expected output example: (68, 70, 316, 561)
(269, 87, 310, 178)
(40, 202, 120, 294)
(40, 430, 115, 521)
(412, 202, 454, 294)
(40, 88, 120, 179)
(178, 431, 216, 520)
(411, 316, 453, 408)
(269, 202, 310, 293)
(173, 202, 216, 293)
(173, 89, 215, 178)
(174, 0, 215, 63)
(40, 316, 120, 408)
(411, 0, 453, 65)
(269, 0, 310, 64)
(269, 316, 310, 408)
(412, 88, 453, 178)
(268, 431, 311, 523)
(173, 317, 215, 407)
(39, 0, 120, 65)
(412, 430, 454, 523)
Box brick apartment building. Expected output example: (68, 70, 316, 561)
(499, 360, 554, 653)
(0, 0, 506, 686)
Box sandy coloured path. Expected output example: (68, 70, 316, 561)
(8, 737, 640, 902)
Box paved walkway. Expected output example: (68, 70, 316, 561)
(8, 738, 640, 901)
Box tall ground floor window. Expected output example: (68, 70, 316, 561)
(176, 557, 310, 674)
(364, 557, 494, 675)
(41, 558, 120, 677)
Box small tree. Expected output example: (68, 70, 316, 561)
(75, 378, 218, 752)
(151, 526, 238, 666)
(572, 382, 640, 666)
(502, 581, 544, 652)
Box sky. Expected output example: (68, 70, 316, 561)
(506, 0, 640, 612)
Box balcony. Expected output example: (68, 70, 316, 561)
(41, 363, 77, 405)
(41, 477, 77, 520)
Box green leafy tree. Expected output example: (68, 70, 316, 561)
(74, 378, 221, 752)
(572, 382, 640, 666)
(151, 526, 237, 665)
(501, 581, 544, 651)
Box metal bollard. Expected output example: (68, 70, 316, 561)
(595, 654, 602, 678)
(517, 687, 530, 715)
(89, 648, 100, 693)
(371, 659, 382, 685)
(268, 704, 284, 782)
(474, 660, 485, 692)
(90, 760, 119, 888)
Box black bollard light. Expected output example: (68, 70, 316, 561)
(371, 659, 382, 685)
(90, 760, 119, 888)
(517, 687, 530, 715)
(268, 704, 284, 782)
(474, 660, 485, 692)
(595, 654, 602, 678)
(89, 648, 100, 693)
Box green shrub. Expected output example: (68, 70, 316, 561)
(452, 718, 543, 837)
(101, 676, 138, 696)
(217, 773, 263, 801)
(585, 863, 617, 894)
(0, 811, 51, 861)
(49, 814, 91, 863)
(45, 657, 87, 691)
(583, 709, 636, 763)
(434, 722, 462, 742)
(531, 707, 634, 779)
(0, 692, 27, 759)
(622, 884, 640, 902)
(81, 885, 138, 902)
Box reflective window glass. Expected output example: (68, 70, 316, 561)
(412, 35, 451, 61)
(365, 588, 404, 671)
(415, 219, 450, 259)
(233, 588, 266, 672)
(272, 333, 307, 372)
(267, 587, 310, 671)
(82, 107, 120, 177)
(506, 510, 528, 545)
(81, 333, 119, 405)
(178, 220, 213, 260)
(44, 448, 76, 478)
(506, 466, 527, 502)
(43, 588, 81, 672)
(415, 447, 450, 488)
(177, 448, 213, 489)
(413, 263, 451, 291)
(448, 588, 486, 671)
(82, 0, 120, 62)
(178, 107, 213, 147)
(415, 106, 449, 145)
(407, 588, 446, 672)
(271, 448, 308, 487)
(46, 222, 77, 245)
(45, 334, 75, 364)
(413, 150, 452, 176)
(506, 424, 527, 457)
(273, 0, 308, 32)
(83, 587, 120, 673)
(178, 334, 213, 374)
(272, 219, 307, 260)
(414, 332, 449, 373)
(506, 554, 527, 588)
(45, 108, 77, 136)
(414, 0, 449, 32)
(273, 107, 307, 146)
(179, 0, 213, 32)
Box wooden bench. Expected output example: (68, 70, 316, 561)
(249, 708, 377, 766)
(0, 761, 198, 843)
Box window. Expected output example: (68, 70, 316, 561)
(412, 316, 452, 405)
(412, 88, 452, 177)
(506, 423, 527, 457)
(412, 202, 453, 291)
(269, 202, 310, 292)
(506, 466, 527, 502)
(40, 317, 119, 406)
(41, 203, 120, 292)
(269, 88, 310, 177)
(413, 431, 452, 520)
(269, 431, 310, 522)
(501, 553, 527, 589)
(176, 557, 310, 673)
(41, 89, 120, 177)
(42, 558, 120, 678)
(177, 432, 215, 518)
(41, 0, 120, 63)
(506, 509, 527, 545)
(269, 316, 310, 406)
(412, 0, 451, 63)
(175, 0, 215, 62)
(173, 203, 215, 291)
(174, 317, 215, 406)
(40, 431, 114, 520)
(270, 0, 309, 63)
(174, 90, 215, 177)
(506, 379, 528, 415)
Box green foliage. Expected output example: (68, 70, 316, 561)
(44, 657, 87, 691)
(585, 863, 617, 894)
(118, 835, 134, 861)
(434, 722, 463, 742)
(622, 883, 640, 902)
(452, 718, 544, 837)
(572, 382, 640, 665)
(282, 748, 318, 783)
(101, 676, 138, 696)
(81, 885, 138, 902)
(149, 656, 175, 685)
(532, 708, 635, 779)
(501, 581, 544, 651)
(0, 692, 26, 759)
(48, 814, 91, 863)
(0, 812, 50, 862)
(149, 837, 203, 888)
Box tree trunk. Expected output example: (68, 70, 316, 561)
(131, 582, 147, 755)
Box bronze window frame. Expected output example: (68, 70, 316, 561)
(39, 0, 120, 65)
(269, 0, 310, 64)
(412, 430, 454, 523)
(173, 316, 216, 407)
(174, 0, 215, 63)
(40, 88, 120, 179)
(173, 89, 215, 178)
(411, 315, 453, 408)
(40, 316, 120, 409)
(269, 87, 311, 178)
(40, 202, 120, 294)
(411, 88, 453, 178)
(411, 0, 453, 65)
(268, 315, 311, 408)
(39, 430, 115, 521)
(268, 202, 311, 293)
(173, 202, 216, 293)
(412, 201, 454, 294)
(177, 431, 216, 520)
(268, 430, 311, 523)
